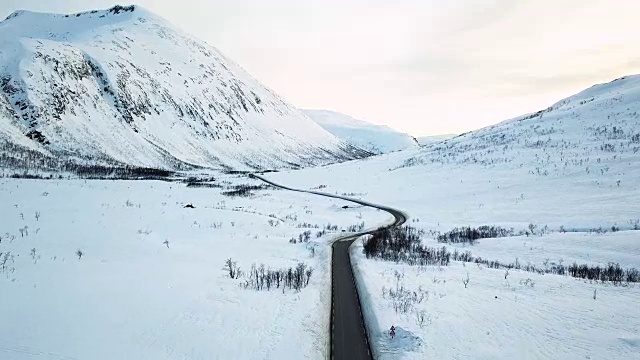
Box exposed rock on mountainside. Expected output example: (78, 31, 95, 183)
(0, 5, 369, 174)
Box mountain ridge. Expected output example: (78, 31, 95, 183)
(0, 5, 369, 174)
(303, 109, 418, 154)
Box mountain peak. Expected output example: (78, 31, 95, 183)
(4, 5, 138, 21)
(1, 5, 156, 30)
(0, 5, 367, 171)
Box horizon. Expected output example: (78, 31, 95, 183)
(1, 1, 639, 137)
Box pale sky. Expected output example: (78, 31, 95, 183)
(2, 1, 639, 136)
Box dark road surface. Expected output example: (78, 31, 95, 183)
(252, 174, 407, 360)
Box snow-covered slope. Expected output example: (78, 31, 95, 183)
(277, 74, 640, 231)
(407, 75, 640, 172)
(0, 6, 368, 172)
(267, 75, 640, 360)
(415, 134, 456, 146)
(304, 109, 418, 154)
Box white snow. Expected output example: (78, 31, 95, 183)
(265, 75, 640, 359)
(304, 109, 418, 154)
(415, 134, 456, 146)
(2, 7, 640, 358)
(0, 175, 390, 359)
(352, 248, 640, 360)
(0, 6, 362, 171)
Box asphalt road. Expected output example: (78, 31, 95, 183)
(251, 174, 407, 360)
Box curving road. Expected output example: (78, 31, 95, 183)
(251, 174, 407, 360)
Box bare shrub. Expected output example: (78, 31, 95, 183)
(224, 258, 239, 279)
(363, 226, 450, 266)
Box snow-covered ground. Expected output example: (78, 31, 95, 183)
(0, 175, 390, 360)
(265, 75, 640, 359)
(415, 134, 456, 146)
(304, 109, 418, 154)
(352, 246, 640, 360)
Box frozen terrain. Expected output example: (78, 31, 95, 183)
(0, 6, 367, 172)
(352, 248, 640, 360)
(266, 75, 640, 359)
(1, 6, 639, 358)
(304, 109, 418, 154)
(415, 134, 456, 146)
(0, 175, 391, 360)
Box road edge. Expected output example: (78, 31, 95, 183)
(251, 173, 408, 359)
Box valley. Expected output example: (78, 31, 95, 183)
(1, 4, 639, 360)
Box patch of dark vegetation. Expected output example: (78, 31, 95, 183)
(25, 130, 49, 145)
(347, 222, 366, 232)
(568, 262, 639, 284)
(290, 230, 311, 244)
(437, 225, 518, 244)
(109, 5, 136, 14)
(226, 170, 253, 175)
(363, 226, 451, 266)
(221, 183, 276, 197)
(186, 182, 222, 188)
(8, 173, 60, 180)
(184, 176, 222, 188)
(2, 164, 175, 180)
(67, 164, 174, 180)
(364, 226, 640, 285)
(451, 249, 640, 285)
(224, 259, 312, 292)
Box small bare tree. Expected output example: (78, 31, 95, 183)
(415, 309, 427, 329)
(1, 252, 12, 273)
(224, 258, 238, 278)
(76, 249, 83, 260)
(463, 273, 470, 288)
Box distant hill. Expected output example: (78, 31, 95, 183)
(303, 109, 418, 154)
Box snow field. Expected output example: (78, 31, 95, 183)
(351, 243, 640, 360)
(0, 175, 390, 360)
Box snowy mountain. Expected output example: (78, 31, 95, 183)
(303, 109, 418, 154)
(404, 75, 640, 173)
(0, 5, 369, 173)
(415, 134, 456, 146)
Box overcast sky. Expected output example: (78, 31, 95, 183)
(2, 1, 639, 136)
